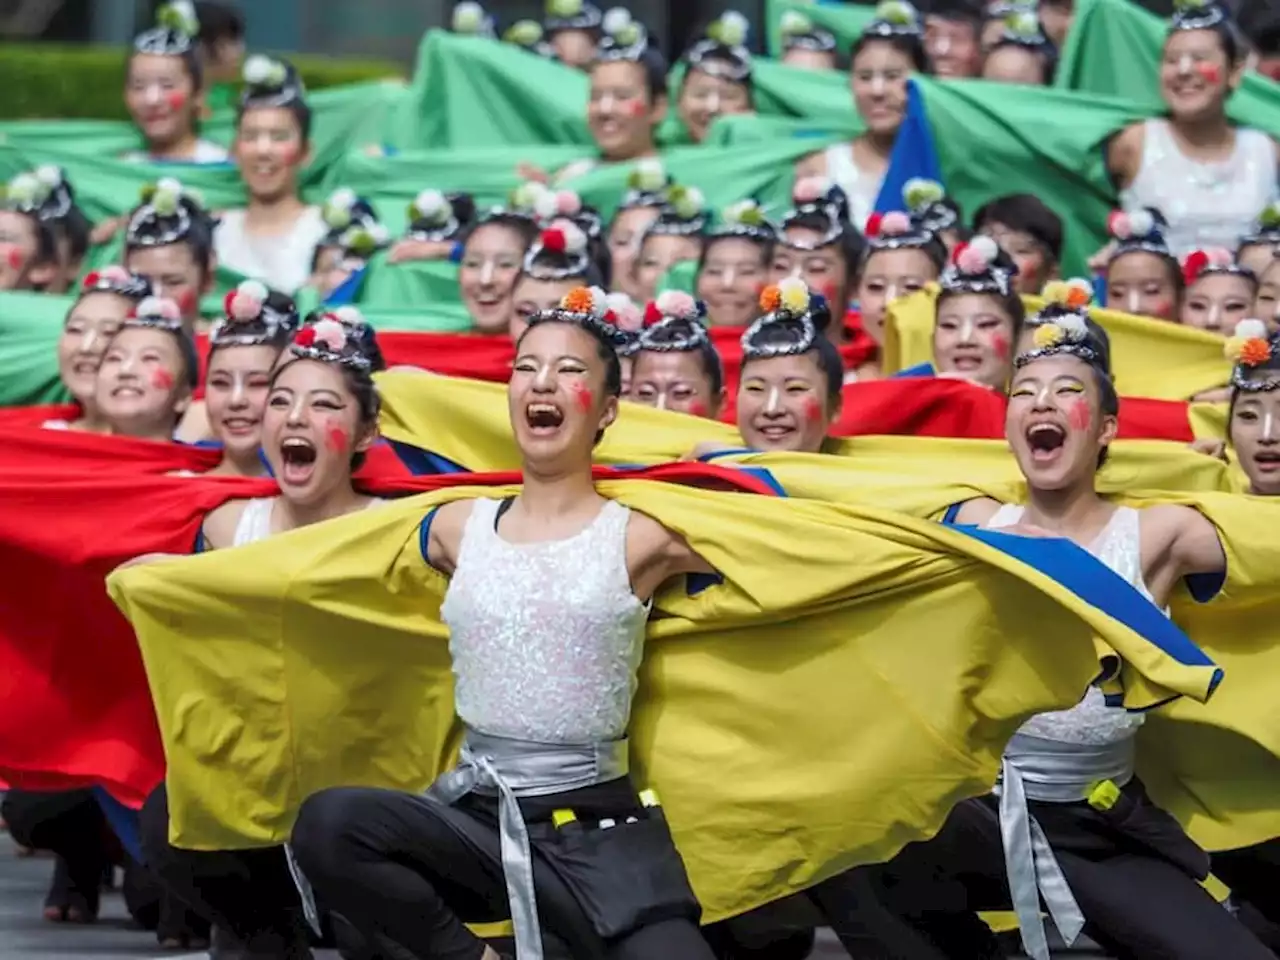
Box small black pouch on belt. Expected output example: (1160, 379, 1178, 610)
(527, 807, 701, 940)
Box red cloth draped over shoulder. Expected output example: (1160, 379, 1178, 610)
(0, 444, 770, 806)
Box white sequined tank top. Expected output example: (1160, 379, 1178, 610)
(1120, 118, 1276, 257)
(823, 142, 882, 233)
(987, 504, 1157, 745)
(442, 497, 651, 744)
(233, 498, 275, 546)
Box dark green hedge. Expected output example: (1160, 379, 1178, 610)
(0, 44, 405, 120)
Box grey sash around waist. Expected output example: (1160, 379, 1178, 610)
(995, 731, 1136, 960)
(287, 729, 629, 957)
(430, 729, 630, 960)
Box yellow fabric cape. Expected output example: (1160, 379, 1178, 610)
(376, 372, 1234, 495)
(109, 480, 1222, 923)
(882, 288, 1231, 403)
(379, 376, 1280, 852)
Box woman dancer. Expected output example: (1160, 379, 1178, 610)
(289, 285, 720, 960)
(606, 160, 669, 300)
(124, 178, 218, 328)
(214, 56, 327, 293)
(675, 12, 755, 144)
(1178, 247, 1257, 334)
(824, 290, 1275, 960)
(0, 170, 62, 292)
(1108, 0, 1277, 255)
(124, 1, 229, 164)
(1101, 207, 1182, 321)
(770, 180, 863, 329)
(632, 186, 708, 303)
(511, 220, 606, 341)
(980, 10, 1057, 85)
(136, 316, 386, 957)
(628, 292, 725, 418)
(795, 1, 926, 230)
(200, 282, 301, 476)
(778, 10, 838, 71)
(48, 268, 154, 432)
(1236, 201, 1280, 279)
(930, 236, 1026, 390)
(695, 200, 776, 329)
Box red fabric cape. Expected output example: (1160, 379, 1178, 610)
(0, 442, 773, 805)
(829, 378, 1196, 442)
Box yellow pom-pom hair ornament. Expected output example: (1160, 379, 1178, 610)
(136, 0, 198, 54)
(863, 0, 923, 38)
(598, 7, 645, 54)
(688, 12, 753, 82)
(903, 177, 959, 233)
(1016, 279, 1097, 368)
(128, 178, 207, 249)
(545, 0, 604, 31)
(742, 277, 821, 360)
(524, 285, 632, 350)
(453, 1, 496, 36)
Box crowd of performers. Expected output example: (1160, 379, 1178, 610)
(2, 1, 1280, 959)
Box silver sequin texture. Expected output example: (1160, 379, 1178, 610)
(1121, 118, 1276, 257)
(442, 498, 650, 743)
(987, 505, 1152, 746)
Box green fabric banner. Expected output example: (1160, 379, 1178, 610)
(1056, 0, 1280, 135)
(763, 0, 876, 57)
(0, 291, 72, 405)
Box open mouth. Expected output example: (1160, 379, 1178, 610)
(472, 292, 502, 307)
(950, 354, 983, 372)
(754, 423, 796, 443)
(279, 436, 318, 485)
(1026, 422, 1066, 461)
(1253, 450, 1280, 472)
(111, 385, 145, 399)
(526, 402, 565, 435)
(72, 360, 99, 376)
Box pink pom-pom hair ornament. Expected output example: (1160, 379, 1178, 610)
(604, 292, 643, 332)
(953, 235, 999, 274)
(311, 318, 348, 351)
(865, 211, 911, 238)
(793, 176, 832, 205)
(533, 187, 584, 222)
(223, 279, 270, 322)
(1107, 208, 1155, 241)
(1181, 247, 1235, 286)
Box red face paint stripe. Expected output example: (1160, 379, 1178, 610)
(991, 333, 1010, 361)
(802, 397, 823, 423)
(150, 369, 175, 390)
(325, 425, 350, 453)
(573, 384, 593, 412)
(1068, 399, 1091, 431)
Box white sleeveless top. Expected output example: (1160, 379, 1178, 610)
(986, 504, 1154, 745)
(231, 496, 384, 546)
(1120, 119, 1277, 256)
(121, 140, 230, 165)
(441, 497, 651, 744)
(823, 142, 882, 232)
(214, 206, 329, 295)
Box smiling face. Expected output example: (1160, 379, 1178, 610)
(1180, 272, 1254, 334)
(1159, 29, 1235, 123)
(737, 352, 835, 452)
(58, 292, 134, 405)
(677, 64, 751, 143)
(1006, 353, 1116, 491)
(850, 41, 914, 138)
(634, 233, 701, 303)
(1230, 388, 1280, 495)
(925, 15, 982, 78)
(933, 293, 1017, 389)
(509, 321, 618, 470)
(205, 343, 279, 463)
(588, 61, 662, 161)
(1255, 258, 1280, 331)
(126, 243, 208, 324)
(608, 206, 660, 298)
(1105, 250, 1178, 320)
(459, 222, 529, 335)
(857, 247, 937, 344)
(551, 28, 598, 70)
(94, 326, 191, 438)
(125, 53, 199, 149)
(0, 210, 49, 291)
(264, 359, 375, 505)
(510, 275, 580, 342)
(630, 349, 723, 418)
(234, 106, 308, 203)
(773, 229, 851, 314)
(697, 236, 768, 328)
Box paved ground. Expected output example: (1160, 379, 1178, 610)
(3, 843, 1113, 959)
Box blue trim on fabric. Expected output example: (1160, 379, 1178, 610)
(738, 466, 787, 496)
(449, 241, 464, 264)
(1184, 571, 1224, 603)
(387, 439, 466, 475)
(1093, 274, 1107, 305)
(893, 362, 936, 379)
(187, 439, 222, 450)
(699, 447, 757, 463)
(687, 572, 724, 595)
(91, 788, 143, 862)
(948, 525, 1220, 678)
(323, 265, 367, 306)
(874, 80, 942, 214)
(419, 507, 439, 567)
(942, 502, 963, 525)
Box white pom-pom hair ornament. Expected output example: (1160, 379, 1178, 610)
(452, 1, 486, 33)
(779, 10, 812, 34)
(1056, 312, 1089, 340)
(602, 7, 632, 34)
(412, 189, 450, 223)
(605, 292, 643, 332)
(955, 235, 998, 273)
(777, 275, 810, 314)
(1234, 319, 1268, 342)
(716, 10, 750, 46)
(136, 296, 182, 323)
(903, 177, 944, 211)
(540, 219, 588, 256)
(34, 166, 62, 189)
(631, 158, 665, 192)
(311, 318, 348, 351)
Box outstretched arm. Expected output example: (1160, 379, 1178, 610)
(627, 512, 717, 601)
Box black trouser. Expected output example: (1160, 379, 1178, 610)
(703, 897, 817, 960)
(3, 789, 111, 916)
(1215, 839, 1280, 935)
(811, 781, 1277, 960)
(139, 783, 306, 955)
(290, 778, 717, 960)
